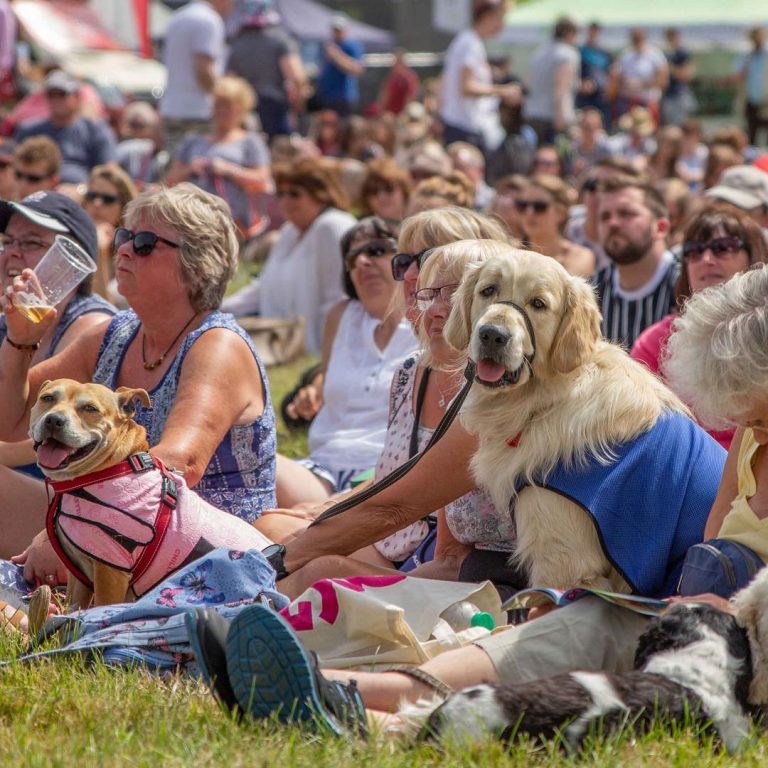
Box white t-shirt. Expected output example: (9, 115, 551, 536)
(439, 29, 504, 150)
(161, 1, 226, 120)
(524, 41, 580, 125)
(617, 45, 667, 104)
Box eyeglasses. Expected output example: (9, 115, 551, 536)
(113, 227, 180, 256)
(0, 234, 53, 254)
(514, 199, 551, 214)
(14, 169, 51, 184)
(276, 187, 306, 199)
(582, 178, 599, 193)
(84, 190, 120, 205)
(391, 247, 432, 281)
(345, 239, 397, 270)
(0, 159, 10, 170)
(415, 283, 459, 311)
(682, 236, 746, 261)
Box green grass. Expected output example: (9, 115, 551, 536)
(2, 321, 767, 764)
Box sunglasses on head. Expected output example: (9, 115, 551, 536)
(84, 190, 120, 205)
(391, 247, 432, 281)
(682, 236, 745, 261)
(113, 227, 180, 256)
(14, 169, 50, 184)
(345, 239, 396, 269)
(514, 199, 551, 214)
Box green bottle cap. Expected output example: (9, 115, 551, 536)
(470, 612, 495, 630)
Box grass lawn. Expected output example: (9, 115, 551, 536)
(1, 342, 767, 764)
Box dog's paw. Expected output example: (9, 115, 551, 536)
(387, 695, 447, 740)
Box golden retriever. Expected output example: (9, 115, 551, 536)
(443, 249, 686, 592)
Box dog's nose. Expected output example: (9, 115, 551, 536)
(44, 413, 66, 431)
(478, 324, 511, 349)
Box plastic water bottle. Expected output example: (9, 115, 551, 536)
(440, 601, 495, 632)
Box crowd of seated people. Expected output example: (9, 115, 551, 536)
(4, 5, 768, 750)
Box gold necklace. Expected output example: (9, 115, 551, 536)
(141, 313, 199, 371)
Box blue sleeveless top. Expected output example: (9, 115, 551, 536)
(91, 310, 277, 522)
(0, 292, 116, 356)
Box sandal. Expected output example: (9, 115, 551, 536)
(184, 608, 241, 716)
(0, 600, 28, 635)
(225, 604, 368, 737)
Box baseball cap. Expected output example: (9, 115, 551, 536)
(706, 165, 768, 210)
(331, 13, 348, 30)
(44, 69, 80, 94)
(0, 191, 98, 260)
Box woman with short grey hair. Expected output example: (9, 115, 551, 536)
(0, 183, 276, 586)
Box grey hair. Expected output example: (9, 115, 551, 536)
(664, 264, 768, 429)
(124, 183, 238, 312)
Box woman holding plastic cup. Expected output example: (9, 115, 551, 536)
(0, 193, 116, 547)
(0, 183, 277, 587)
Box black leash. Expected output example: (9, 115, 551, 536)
(308, 361, 476, 527)
(308, 297, 537, 528)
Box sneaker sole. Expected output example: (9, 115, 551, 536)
(225, 604, 343, 735)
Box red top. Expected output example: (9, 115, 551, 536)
(631, 314, 734, 451)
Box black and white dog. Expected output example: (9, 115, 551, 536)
(396, 603, 755, 753)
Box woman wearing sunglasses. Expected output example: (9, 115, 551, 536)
(82, 164, 138, 307)
(222, 157, 356, 354)
(0, 183, 277, 586)
(632, 203, 768, 449)
(518, 174, 595, 278)
(262, 217, 417, 513)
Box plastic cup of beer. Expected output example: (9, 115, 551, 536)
(12, 235, 96, 323)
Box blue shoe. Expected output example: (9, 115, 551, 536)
(184, 608, 241, 716)
(225, 604, 367, 736)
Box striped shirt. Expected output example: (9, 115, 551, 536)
(592, 252, 680, 348)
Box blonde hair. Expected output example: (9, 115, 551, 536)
(664, 264, 768, 429)
(124, 183, 238, 312)
(213, 76, 256, 114)
(416, 239, 513, 368)
(399, 206, 511, 251)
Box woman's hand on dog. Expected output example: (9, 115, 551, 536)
(11, 529, 68, 587)
(1, 270, 58, 345)
(665, 593, 734, 614)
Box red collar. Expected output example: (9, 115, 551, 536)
(506, 433, 521, 448)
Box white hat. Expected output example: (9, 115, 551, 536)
(706, 165, 768, 210)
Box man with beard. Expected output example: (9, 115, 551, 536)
(593, 176, 677, 347)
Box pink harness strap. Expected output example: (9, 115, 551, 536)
(46, 453, 176, 592)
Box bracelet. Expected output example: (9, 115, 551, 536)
(5, 336, 40, 352)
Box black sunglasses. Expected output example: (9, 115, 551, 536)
(682, 236, 745, 261)
(345, 239, 396, 269)
(514, 199, 551, 214)
(113, 227, 180, 256)
(14, 169, 50, 183)
(391, 248, 432, 281)
(582, 178, 599, 193)
(85, 190, 120, 205)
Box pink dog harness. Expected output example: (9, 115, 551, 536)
(46, 452, 270, 597)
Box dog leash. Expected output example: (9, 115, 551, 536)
(309, 297, 538, 527)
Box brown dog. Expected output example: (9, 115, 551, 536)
(31, 378, 271, 609)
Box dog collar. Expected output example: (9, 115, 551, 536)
(507, 433, 521, 448)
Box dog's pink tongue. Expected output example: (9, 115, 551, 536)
(37, 440, 73, 469)
(476, 359, 506, 383)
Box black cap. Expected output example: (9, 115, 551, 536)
(0, 191, 98, 261)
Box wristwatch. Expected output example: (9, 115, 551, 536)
(262, 543, 289, 580)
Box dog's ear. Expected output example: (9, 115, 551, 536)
(115, 387, 151, 418)
(549, 277, 602, 374)
(444, 263, 482, 352)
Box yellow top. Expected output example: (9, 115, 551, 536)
(718, 428, 768, 563)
